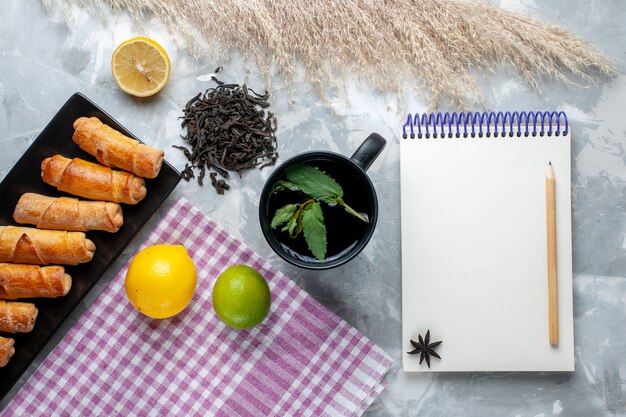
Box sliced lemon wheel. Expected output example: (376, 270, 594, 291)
(111, 37, 171, 97)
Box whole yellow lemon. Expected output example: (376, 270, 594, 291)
(125, 244, 197, 319)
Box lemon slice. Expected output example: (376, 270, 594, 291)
(111, 37, 171, 97)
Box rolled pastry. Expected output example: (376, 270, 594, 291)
(0, 300, 38, 333)
(0, 226, 95, 265)
(0, 336, 15, 367)
(13, 193, 124, 233)
(0, 263, 72, 299)
(41, 155, 146, 205)
(73, 117, 164, 179)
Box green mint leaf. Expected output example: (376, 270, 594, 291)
(294, 220, 304, 237)
(270, 204, 298, 228)
(282, 214, 299, 237)
(271, 180, 298, 194)
(286, 164, 343, 200)
(288, 217, 299, 236)
(301, 202, 327, 261)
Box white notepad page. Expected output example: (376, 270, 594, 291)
(401, 129, 574, 372)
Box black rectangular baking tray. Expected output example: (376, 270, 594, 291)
(0, 92, 181, 401)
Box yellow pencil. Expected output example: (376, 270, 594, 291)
(546, 161, 558, 346)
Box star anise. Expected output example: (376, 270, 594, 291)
(407, 330, 442, 368)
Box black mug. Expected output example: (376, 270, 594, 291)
(258, 133, 386, 269)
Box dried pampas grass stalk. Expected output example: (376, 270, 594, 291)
(45, 0, 617, 108)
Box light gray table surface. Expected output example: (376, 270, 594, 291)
(1, 0, 625, 416)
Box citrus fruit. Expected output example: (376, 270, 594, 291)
(125, 244, 196, 319)
(111, 37, 171, 97)
(212, 265, 271, 330)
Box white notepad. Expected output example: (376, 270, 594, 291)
(400, 112, 574, 372)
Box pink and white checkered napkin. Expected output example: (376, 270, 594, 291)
(4, 197, 392, 417)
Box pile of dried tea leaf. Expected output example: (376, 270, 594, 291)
(175, 75, 278, 194)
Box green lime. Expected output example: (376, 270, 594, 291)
(212, 265, 271, 330)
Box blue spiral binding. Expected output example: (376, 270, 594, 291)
(402, 111, 568, 139)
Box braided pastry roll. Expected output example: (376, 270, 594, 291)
(0, 336, 15, 367)
(41, 155, 146, 205)
(0, 226, 95, 265)
(13, 193, 123, 233)
(0, 300, 37, 333)
(73, 117, 164, 179)
(0, 263, 72, 299)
